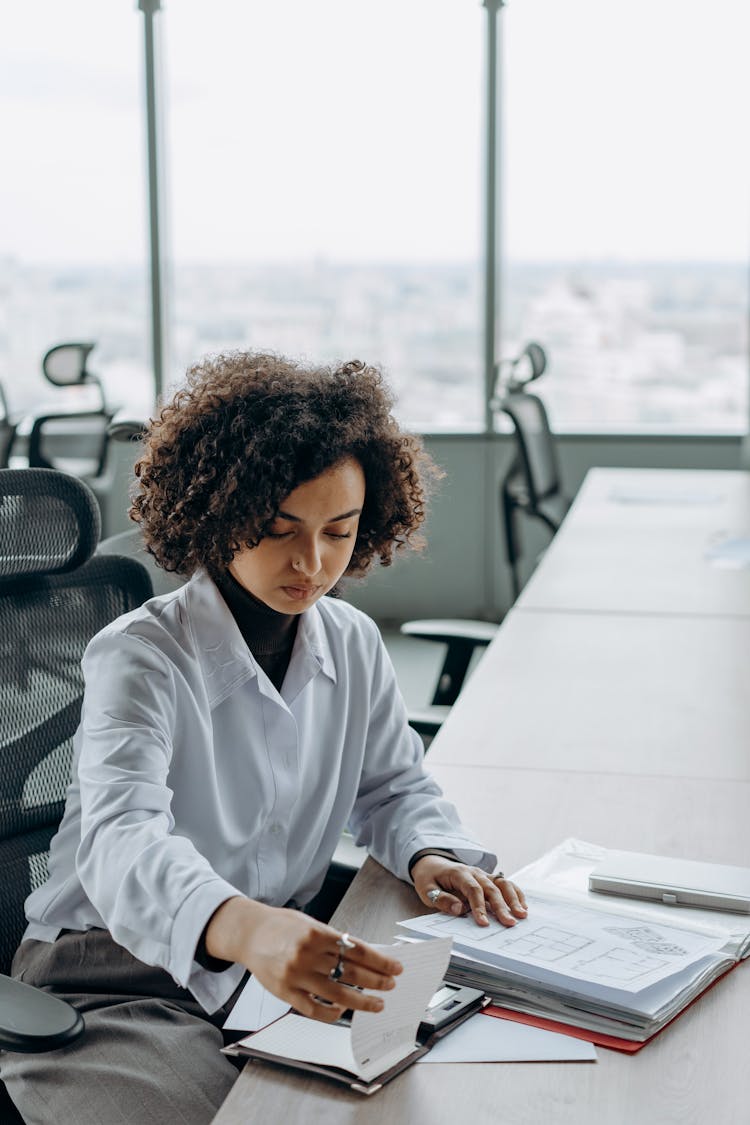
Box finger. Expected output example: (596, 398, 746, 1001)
(455, 874, 492, 926)
(321, 941, 403, 979)
(292, 991, 347, 1023)
(303, 976, 386, 1014)
(336, 963, 398, 993)
(497, 879, 527, 917)
(482, 881, 517, 927)
(423, 886, 464, 916)
(513, 882, 528, 910)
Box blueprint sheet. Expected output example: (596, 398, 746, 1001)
(398, 895, 727, 994)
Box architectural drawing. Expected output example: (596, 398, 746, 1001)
(602, 925, 687, 957)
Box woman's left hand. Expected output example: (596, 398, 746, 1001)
(411, 855, 527, 927)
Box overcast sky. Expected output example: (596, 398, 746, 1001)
(1, 0, 748, 266)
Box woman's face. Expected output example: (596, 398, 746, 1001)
(228, 457, 366, 613)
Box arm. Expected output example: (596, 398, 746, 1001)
(75, 628, 400, 1021)
(348, 625, 502, 883)
(203, 897, 402, 1023)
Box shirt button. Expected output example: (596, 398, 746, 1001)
(270, 823, 282, 835)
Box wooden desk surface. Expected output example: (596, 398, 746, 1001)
(517, 467, 750, 618)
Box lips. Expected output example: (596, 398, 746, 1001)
(281, 585, 321, 601)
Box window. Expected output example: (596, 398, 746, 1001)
(503, 0, 750, 433)
(164, 1, 484, 430)
(0, 2, 150, 419)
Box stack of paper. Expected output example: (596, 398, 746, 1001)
(398, 840, 750, 1044)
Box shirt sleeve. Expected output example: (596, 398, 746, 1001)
(347, 623, 497, 881)
(74, 629, 241, 989)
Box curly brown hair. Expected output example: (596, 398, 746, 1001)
(130, 352, 441, 579)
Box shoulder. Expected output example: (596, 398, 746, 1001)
(311, 595, 392, 682)
(93, 582, 187, 644)
(314, 594, 381, 642)
(83, 581, 194, 673)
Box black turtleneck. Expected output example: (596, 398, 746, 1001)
(215, 569, 298, 690)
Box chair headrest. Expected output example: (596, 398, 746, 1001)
(0, 469, 101, 580)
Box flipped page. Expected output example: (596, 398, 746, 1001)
(227, 938, 451, 1085)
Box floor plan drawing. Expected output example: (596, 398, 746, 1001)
(572, 946, 667, 983)
(602, 925, 688, 957)
(400, 892, 729, 993)
(500, 926, 592, 962)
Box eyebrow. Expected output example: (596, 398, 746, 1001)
(276, 507, 362, 524)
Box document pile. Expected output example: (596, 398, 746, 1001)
(398, 840, 750, 1045)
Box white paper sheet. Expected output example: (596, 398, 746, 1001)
(705, 535, 750, 570)
(607, 488, 725, 506)
(351, 938, 452, 1079)
(222, 974, 291, 1033)
(418, 1012, 597, 1063)
(399, 896, 726, 994)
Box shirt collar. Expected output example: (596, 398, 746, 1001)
(182, 571, 336, 707)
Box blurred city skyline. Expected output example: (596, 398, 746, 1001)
(1, 256, 745, 435)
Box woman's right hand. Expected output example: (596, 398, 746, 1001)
(205, 896, 403, 1022)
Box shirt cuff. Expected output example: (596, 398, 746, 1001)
(169, 878, 242, 988)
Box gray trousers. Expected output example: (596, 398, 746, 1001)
(0, 929, 247, 1125)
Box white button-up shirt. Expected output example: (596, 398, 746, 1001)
(24, 571, 495, 1012)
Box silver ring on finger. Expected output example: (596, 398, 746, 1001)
(427, 888, 442, 905)
(328, 955, 345, 981)
(309, 993, 336, 1007)
(493, 871, 506, 882)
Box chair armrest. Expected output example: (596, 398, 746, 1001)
(27, 410, 111, 475)
(400, 619, 499, 646)
(400, 622, 499, 707)
(407, 706, 452, 736)
(0, 973, 84, 1053)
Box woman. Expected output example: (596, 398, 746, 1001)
(2, 353, 525, 1123)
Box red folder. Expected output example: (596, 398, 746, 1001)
(482, 960, 739, 1054)
(481, 1006, 643, 1052)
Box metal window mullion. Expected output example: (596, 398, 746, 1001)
(138, 0, 166, 406)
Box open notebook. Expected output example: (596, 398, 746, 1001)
(223, 938, 455, 1094)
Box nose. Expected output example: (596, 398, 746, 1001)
(294, 537, 322, 577)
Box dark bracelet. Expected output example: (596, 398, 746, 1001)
(408, 848, 460, 879)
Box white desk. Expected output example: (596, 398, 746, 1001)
(517, 467, 750, 618)
(429, 608, 750, 778)
(214, 466, 750, 1125)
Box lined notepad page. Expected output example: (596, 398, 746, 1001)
(239, 937, 452, 1083)
(240, 1014, 358, 1072)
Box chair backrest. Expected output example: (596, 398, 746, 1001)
(28, 343, 111, 478)
(0, 383, 16, 470)
(499, 390, 562, 508)
(0, 469, 152, 974)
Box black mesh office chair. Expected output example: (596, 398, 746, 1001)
(400, 344, 571, 732)
(493, 343, 571, 600)
(26, 343, 113, 480)
(0, 383, 17, 470)
(0, 468, 151, 1118)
